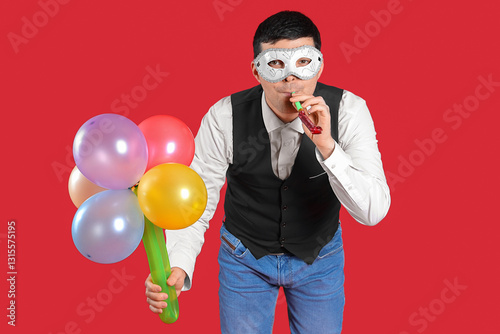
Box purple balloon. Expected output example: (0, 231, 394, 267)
(73, 114, 148, 189)
(72, 189, 145, 264)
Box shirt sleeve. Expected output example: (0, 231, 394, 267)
(316, 90, 391, 226)
(165, 97, 232, 290)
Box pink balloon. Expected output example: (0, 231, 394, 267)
(138, 115, 195, 171)
(73, 114, 148, 189)
(68, 166, 107, 207)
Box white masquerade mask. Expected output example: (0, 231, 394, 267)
(254, 45, 323, 83)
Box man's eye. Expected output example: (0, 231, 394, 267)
(268, 60, 285, 68)
(297, 58, 312, 67)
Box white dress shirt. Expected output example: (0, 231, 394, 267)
(165, 88, 391, 290)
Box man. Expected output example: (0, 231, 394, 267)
(145, 10, 390, 333)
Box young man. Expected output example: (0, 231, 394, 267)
(145, 11, 390, 333)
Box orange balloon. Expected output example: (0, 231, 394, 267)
(68, 166, 107, 207)
(137, 163, 207, 230)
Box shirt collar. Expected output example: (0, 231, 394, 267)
(261, 91, 304, 134)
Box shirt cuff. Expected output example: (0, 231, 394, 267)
(168, 251, 195, 291)
(315, 141, 352, 173)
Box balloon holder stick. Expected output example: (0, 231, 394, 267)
(142, 216, 179, 323)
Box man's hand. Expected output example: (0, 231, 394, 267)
(145, 267, 187, 314)
(290, 93, 336, 159)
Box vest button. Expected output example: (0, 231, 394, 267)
(282, 222, 286, 227)
(283, 185, 289, 191)
(282, 205, 288, 211)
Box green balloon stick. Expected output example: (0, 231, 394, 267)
(142, 215, 179, 323)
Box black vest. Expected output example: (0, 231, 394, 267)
(224, 82, 343, 264)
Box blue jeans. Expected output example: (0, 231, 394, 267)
(218, 224, 345, 333)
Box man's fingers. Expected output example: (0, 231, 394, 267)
(147, 297, 168, 310)
(166, 271, 180, 286)
(145, 273, 174, 315)
(167, 267, 186, 286)
(145, 274, 168, 301)
(301, 97, 325, 110)
(307, 105, 328, 117)
(166, 268, 187, 297)
(149, 304, 164, 314)
(145, 274, 162, 293)
(290, 94, 323, 109)
(145, 289, 168, 301)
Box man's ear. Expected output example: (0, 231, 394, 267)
(317, 60, 324, 79)
(251, 60, 262, 84)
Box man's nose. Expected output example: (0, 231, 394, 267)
(283, 75, 298, 82)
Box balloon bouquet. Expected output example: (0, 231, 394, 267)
(68, 114, 207, 324)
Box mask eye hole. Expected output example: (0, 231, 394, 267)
(267, 60, 285, 69)
(296, 57, 312, 67)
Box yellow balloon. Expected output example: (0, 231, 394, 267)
(137, 163, 207, 230)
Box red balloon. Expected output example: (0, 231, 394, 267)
(138, 115, 195, 171)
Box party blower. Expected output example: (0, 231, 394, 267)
(70, 114, 207, 324)
(292, 92, 322, 134)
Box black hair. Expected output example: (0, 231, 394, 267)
(253, 11, 321, 58)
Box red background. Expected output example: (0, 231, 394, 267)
(1, 0, 499, 333)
